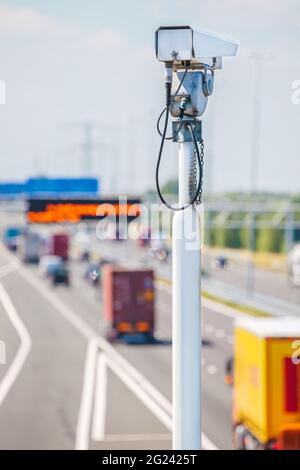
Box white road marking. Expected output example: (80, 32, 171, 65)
(0, 263, 17, 278)
(204, 323, 214, 334)
(227, 335, 234, 345)
(75, 339, 98, 450)
(203, 298, 244, 319)
(91, 352, 107, 442)
(103, 433, 171, 442)
(0, 282, 32, 407)
(106, 354, 173, 431)
(0, 245, 219, 451)
(96, 342, 172, 418)
(156, 280, 173, 294)
(154, 329, 164, 339)
(0, 340, 6, 365)
(215, 329, 225, 339)
(202, 434, 219, 451)
(206, 365, 218, 375)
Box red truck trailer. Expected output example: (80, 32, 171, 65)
(45, 233, 69, 261)
(103, 266, 155, 343)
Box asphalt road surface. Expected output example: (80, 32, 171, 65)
(0, 240, 240, 450)
(85, 238, 300, 309)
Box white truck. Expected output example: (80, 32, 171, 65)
(288, 244, 300, 286)
(21, 231, 42, 264)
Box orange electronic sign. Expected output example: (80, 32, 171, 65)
(26, 199, 141, 224)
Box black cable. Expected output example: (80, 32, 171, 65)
(156, 109, 183, 141)
(155, 116, 203, 211)
(155, 65, 204, 211)
(156, 67, 189, 140)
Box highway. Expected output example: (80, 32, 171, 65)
(0, 240, 236, 450)
(203, 254, 300, 307)
(0, 0, 298, 454)
(84, 238, 300, 312)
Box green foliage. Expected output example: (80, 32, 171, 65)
(145, 190, 300, 254)
(161, 179, 178, 196)
(203, 192, 297, 253)
(210, 227, 242, 249)
(256, 228, 284, 253)
(208, 225, 285, 253)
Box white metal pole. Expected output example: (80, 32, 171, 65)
(172, 141, 201, 450)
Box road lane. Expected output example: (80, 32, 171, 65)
(83, 239, 300, 310)
(0, 295, 19, 383)
(0, 254, 87, 449)
(0, 244, 235, 449)
(0, 249, 174, 450)
(50, 256, 235, 449)
(90, 361, 171, 450)
(204, 254, 300, 307)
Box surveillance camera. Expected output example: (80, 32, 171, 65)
(155, 25, 238, 69)
(170, 70, 209, 118)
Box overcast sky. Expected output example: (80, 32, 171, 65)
(0, 0, 299, 194)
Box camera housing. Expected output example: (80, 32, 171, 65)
(170, 71, 209, 118)
(155, 25, 238, 69)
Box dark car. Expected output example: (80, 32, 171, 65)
(213, 255, 230, 270)
(52, 263, 70, 286)
(80, 250, 91, 262)
(3, 227, 23, 252)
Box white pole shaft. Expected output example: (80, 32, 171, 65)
(172, 141, 201, 450)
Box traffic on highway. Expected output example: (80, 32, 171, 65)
(0, 0, 300, 462)
(0, 207, 299, 453)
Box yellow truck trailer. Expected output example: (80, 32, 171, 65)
(233, 317, 300, 450)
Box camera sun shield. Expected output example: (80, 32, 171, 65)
(155, 25, 238, 69)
